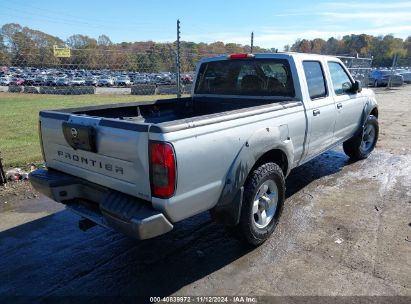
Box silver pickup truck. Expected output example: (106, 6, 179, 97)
(30, 53, 379, 245)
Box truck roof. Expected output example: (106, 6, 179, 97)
(199, 52, 342, 63)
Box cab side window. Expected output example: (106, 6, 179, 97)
(302, 61, 327, 100)
(328, 62, 353, 95)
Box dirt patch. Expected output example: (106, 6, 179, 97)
(374, 86, 411, 155)
(0, 180, 39, 207)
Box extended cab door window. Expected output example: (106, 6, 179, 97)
(302, 60, 336, 159)
(302, 61, 327, 99)
(328, 62, 353, 95)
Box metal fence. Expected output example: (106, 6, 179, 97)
(0, 47, 188, 96)
(337, 55, 373, 86)
(0, 46, 246, 97)
(0, 47, 374, 97)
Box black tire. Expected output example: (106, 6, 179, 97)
(343, 115, 379, 160)
(239, 162, 285, 246)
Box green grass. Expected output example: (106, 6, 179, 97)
(0, 92, 173, 169)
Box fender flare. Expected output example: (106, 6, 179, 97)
(211, 125, 293, 226)
(356, 99, 379, 137)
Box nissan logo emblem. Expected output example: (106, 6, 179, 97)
(71, 128, 78, 138)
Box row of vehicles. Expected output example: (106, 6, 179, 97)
(0, 66, 194, 87)
(1, 65, 409, 89)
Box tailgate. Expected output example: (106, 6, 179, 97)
(39, 111, 151, 201)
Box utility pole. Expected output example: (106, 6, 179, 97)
(387, 53, 398, 89)
(250, 32, 254, 54)
(176, 19, 181, 98)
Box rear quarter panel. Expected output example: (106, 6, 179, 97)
(150, 103, 306, 222)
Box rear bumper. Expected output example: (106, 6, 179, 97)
(29, 169, 173, 240)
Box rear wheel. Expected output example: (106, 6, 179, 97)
(343, 115, 379, 160)
(239, 162, 285, 246)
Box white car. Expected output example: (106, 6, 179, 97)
(399, 71, 411, 84)
(97, 77, 114, 87)
(0, 76, 11, 86)
(133, 75, 150, 84)
(70, 78, 86, 86)
(114, 76, 131, 87)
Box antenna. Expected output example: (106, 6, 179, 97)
(176, 19, 181, 98)
(251, 32, 254, 53)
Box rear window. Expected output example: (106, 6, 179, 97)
(195, 59, 295, 97)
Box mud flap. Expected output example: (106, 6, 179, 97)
(210, 186, 244, 226)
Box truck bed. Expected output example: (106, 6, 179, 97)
(39, 95, 302, 204)
(55, 96, 299, 132)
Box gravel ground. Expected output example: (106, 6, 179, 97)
(0, 86, 410, 301)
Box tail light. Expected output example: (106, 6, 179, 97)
(149, 141, 176, 198)
(228, 53, 255, 59)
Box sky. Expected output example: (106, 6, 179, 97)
(0, 0, 410, 49)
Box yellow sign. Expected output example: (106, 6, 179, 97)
(53, 45, 71, 58)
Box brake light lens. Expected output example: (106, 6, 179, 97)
(228, 53, 255, 59)
(150, 142, 176, 198)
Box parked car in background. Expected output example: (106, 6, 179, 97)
(368, 70, 404, 87)
(70, 77, 86, 86)
(33, 76, 46, 86)
(0, 76, 11, 85)
(85, 76, 98, 86)
(97, 76, 114, 87)
(114, 76, 131, 87)
(10, 78, 25, 86)
(397, 70, 411, 84)
(56, 77, 70, 86)
(44, 76, 57, 86)
(24, 77, 36, 86)
(155, 74, 174, 85)
(133, 75, 150, 84)
(181, 74, 193, 84)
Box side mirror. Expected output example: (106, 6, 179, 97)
(352, 80, 362, 93)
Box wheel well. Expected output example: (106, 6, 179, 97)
(370, 107, 378, 118)
(253, 149, 288, 176)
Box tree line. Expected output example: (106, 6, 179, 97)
(0, 23, 410, 72)
(285, 34, 410, 67)
(0, 23, 272, 72)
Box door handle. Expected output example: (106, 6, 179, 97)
(337, 103, 343, 109)
(313, 109, 321, 116)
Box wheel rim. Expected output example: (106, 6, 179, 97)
(252, 180, 278, 229)
(360, 123, 376, 153)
